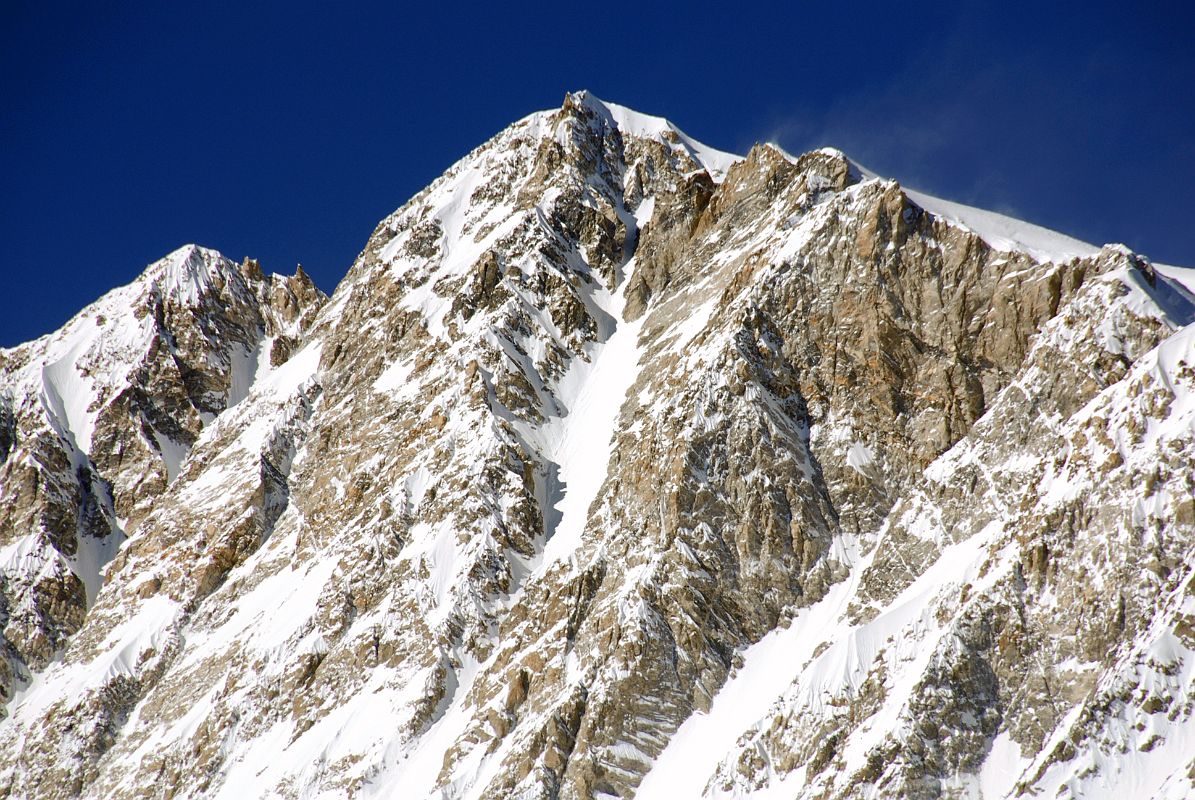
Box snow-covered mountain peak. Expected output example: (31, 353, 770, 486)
(3, 96, 1194, 800)
(155, 243, 228, 304)
(1, 244, 320, 425)
(562, 90, 741, 181)
(0, 243, 325, 723)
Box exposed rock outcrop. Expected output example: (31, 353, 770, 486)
(2, 92, 1193, 800)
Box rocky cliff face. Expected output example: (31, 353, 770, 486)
(1, 92, 1192, 800)
(0, 246, 324, 722)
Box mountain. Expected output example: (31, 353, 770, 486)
(0, 245, 324, 714)
(2, 91, 1193, 800)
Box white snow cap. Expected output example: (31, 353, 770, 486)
(648, 121, 1106, 264)
(564, 90, 742, 182)
(844, 155, 1100, 262)
(571, 92, 1109, 264)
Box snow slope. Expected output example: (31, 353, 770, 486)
(904, 188, 1100, 262)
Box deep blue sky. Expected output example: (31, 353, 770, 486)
(3, 1, 1193, 346)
